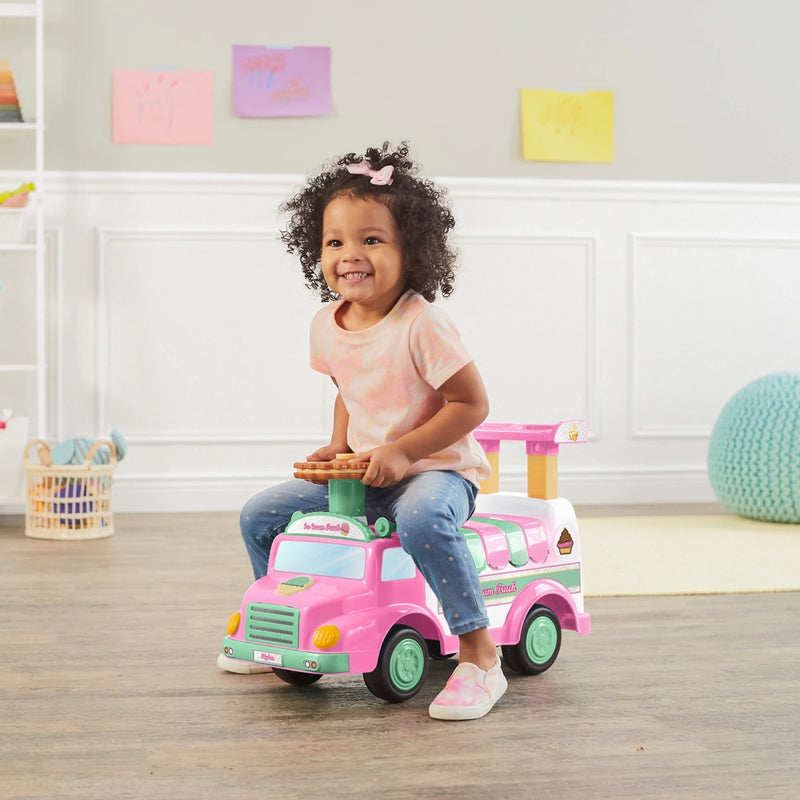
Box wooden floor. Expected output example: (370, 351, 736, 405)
(1, 511, 798, 800)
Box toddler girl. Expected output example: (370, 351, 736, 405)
(227, 142, 505, 720)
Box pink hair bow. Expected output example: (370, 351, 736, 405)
(346, 162, 394, 186)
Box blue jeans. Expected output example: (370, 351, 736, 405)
(239, 471, 490, 635)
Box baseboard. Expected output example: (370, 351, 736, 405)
(99, 467, 717, 513)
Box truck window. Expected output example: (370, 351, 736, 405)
(381, 547, 416, 581)
(273, 540, 366, 579)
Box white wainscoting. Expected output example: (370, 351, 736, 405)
(3, 171, 799, 511)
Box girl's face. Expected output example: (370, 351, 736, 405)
(320, 194, 406, 329)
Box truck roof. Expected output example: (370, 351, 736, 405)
(459, 513, 551, 572)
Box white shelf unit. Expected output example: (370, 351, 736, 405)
(1, 0, 45, 507)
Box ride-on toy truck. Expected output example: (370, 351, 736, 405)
(221, 421, 590, 702)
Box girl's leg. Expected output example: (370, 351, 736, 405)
(240, 479, 329, 579)
(456, 628, 498, 672)
(371, 471, 496, 667)
(370, 471, 507, 720)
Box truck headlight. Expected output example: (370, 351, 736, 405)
(312, 625, 340, 649)
(226, 611, 241, 635)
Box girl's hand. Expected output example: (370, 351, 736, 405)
(300, 444, 352, 484)
(357, 444, 412, 488)
(306, 443, 351, 462)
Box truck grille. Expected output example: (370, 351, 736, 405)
(246, 603, 299, 648)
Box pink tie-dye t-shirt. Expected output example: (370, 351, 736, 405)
(309, 290, 491, 487)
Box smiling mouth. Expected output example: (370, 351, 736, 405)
(341, 272, 370, 281)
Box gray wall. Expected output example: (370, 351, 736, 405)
(4, 0, 799, 181)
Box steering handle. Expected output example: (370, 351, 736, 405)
(293, 459, 370, 481)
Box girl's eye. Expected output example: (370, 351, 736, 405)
(364, 236, 380, 245)
(326, 239, 342, 248)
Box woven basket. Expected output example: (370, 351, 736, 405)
(24, 439, 117, 540)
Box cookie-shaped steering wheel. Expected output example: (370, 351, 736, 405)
(293, 458, 370, 482)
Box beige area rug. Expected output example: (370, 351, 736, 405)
(579, 515, 800, 596)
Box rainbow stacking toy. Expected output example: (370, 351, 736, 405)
(0, 57, 24, 122)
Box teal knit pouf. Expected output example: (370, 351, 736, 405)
(708, 372, 800, 523)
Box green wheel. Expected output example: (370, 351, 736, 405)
(363, 626, 429, 702)
(502, 605, 561, 675)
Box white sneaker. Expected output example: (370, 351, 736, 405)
(217, 652, 272, 674)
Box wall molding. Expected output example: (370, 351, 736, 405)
(94, 225, 329, 446)
(458, 231, 599, 438)
(39, 170, 800, 206)
(628, 232, 800, 439)
(3, 169, 795, 512)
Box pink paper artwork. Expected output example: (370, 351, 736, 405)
(112, 69, 214, 145)
(232, 45, 332, 117)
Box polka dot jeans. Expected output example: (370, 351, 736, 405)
(238, 471, 489, 636)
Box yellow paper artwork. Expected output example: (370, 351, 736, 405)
(520, 89, 614, 163)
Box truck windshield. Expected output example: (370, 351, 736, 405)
(273, 540, 366, 579)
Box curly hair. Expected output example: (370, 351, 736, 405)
(280, 142, 457, 303)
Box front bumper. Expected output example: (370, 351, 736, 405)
(222, 636, 350, 673)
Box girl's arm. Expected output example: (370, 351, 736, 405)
(306, 380, 351, 462)
(359, 361, 489, 488)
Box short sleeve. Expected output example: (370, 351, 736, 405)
(309, 305, 332, 376)
(409, 305, 473, 389)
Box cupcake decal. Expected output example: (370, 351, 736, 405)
(557, 528, 574, 555)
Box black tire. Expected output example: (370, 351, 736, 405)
(363, 626, 429, 702)
(272, 668, 323, 686)
(426, 638, 456, 661)
(501, 605, 562, 675)
(501, 643, 524, 673)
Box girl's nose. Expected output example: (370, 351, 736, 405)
(342, 242, 363, 261)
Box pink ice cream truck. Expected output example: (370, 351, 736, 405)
(221, 421, 591, 702)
